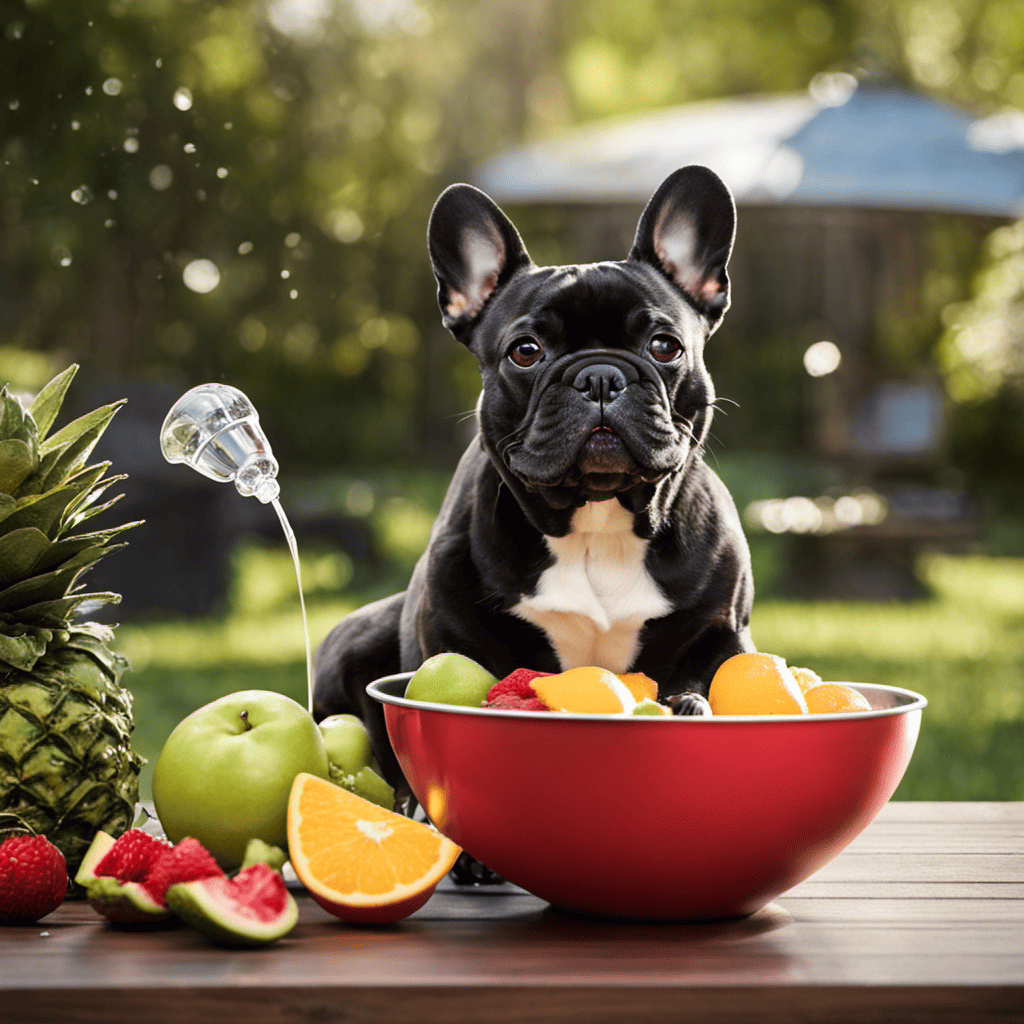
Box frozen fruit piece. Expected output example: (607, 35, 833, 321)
(532, 667, 637, 714)
(631, 698, 671, 716)
(791, 667, 823, 695)
(165, 863, 298, 946)
(708, 653, 808, 716)
(143, 838, 224, 906)
(485, 669, 549, 703)
(486, 694, 550, 712)
(804, 683, 872, 714)
(618, 672, 658, 702)
(0, 835, 68, 924)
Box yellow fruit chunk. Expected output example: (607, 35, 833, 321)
(287, 773, 461, 924)
(618, 672, 658, 702)
(791, 666, 822, 695)
(708, 653, 809, 716)
(804, 683, 873, 714)
(532, 666, 637, 714)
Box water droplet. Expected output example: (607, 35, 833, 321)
(238, 241, 253, 255)
(173, 87, 193, 111)
(224, 121, 233, 130)
(196, 189, 206, 200)
(183, 142, 196, 154)
(285, 231, 301, 248)
(107, 189, 118, 200)
(70, 185, 94, 205)
(60, 257, 72, 267)
(182, 258, 220, 293)
(290, 289, 298, 299)
(52, 245, 73, 267)
(123, 137, 139, 153)
(216, 167, 228, 178)
(7, 99, 18, 111)
(155, 58, 162, 68)
(104, 218, 115, 228)
(30, 178, 38, 185)
(280, 269, 290, 279)
(6, 21, 24, 40)
(70, 120, 80, 131)
(149, 165, 173, 191)
(85, 86, 93, 96)
(102, 77, 122, 96)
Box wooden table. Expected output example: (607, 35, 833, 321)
(4, 802, 1022, 1024)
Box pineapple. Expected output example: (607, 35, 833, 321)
(0, 365, 143, 874)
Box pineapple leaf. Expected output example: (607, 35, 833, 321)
(0, 485, 84, 539)
(41, 418, 120, 491)
(0, 591, 121, 628)
(0, 527, 51, 589)
(39, 399, 124, 457)
(31, 522, 140, 576)
(63, 492, 126, 534)
(0, 626, 52, 672)
(0, 543, 121, 613)
(0, 439, 38, 495)
(0, 390, 38, 448)
(28, 364, 78, 442)
(14, 446, 63, 498)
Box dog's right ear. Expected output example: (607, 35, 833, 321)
(427, 184, 532, 342)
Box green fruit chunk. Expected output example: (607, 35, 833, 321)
(165, 864, 298, 946)
(631, 698, 671, 716)
(240, 838, 287, 874)
(318, 714, 373, 775)
(327, 763, 395, 811)
(74, 830, 116, 888)
(86, 875, 172, 926)
(405, 653, 498, 708)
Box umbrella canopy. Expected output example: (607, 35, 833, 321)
(475, 81, 1024, 218)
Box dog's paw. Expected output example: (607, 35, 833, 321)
(666, 692, 713, 717)
(449, 852, 505, 886)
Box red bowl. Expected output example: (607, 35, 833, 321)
(368, 674, 925, 920)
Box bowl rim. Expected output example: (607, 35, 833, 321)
(366, 672, 927, 722)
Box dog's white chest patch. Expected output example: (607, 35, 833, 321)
(511, 500, 671, 672)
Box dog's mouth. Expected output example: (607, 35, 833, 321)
(571, 427, 640, 495)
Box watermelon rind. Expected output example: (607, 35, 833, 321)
(73, 830, 116, 888)
(85, 875, 172, 926)
(165, 877, 298, 946)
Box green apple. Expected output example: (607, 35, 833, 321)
(405, 653, 499, 707)
(318, 714, 373, 775)
(152, 690, 330, 869)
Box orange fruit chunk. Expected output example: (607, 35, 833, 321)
(708, 653, 809, 716)
(287, 773, 461, 924)
(804, 683, 873, 714)
(790, 666, 822, 695)
(532, 666, 636, 713)
(618, 672, 658, 702)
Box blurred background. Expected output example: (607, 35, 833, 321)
(2, 0, 1023, 800)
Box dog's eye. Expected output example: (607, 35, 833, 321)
(649, 335, 683, 363)
(508, 337, 544, 367)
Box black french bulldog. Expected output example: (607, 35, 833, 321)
(314, 165, 754, 811)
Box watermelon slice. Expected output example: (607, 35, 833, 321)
(76, 829, 223, 926)
(165, 863, 298, 946)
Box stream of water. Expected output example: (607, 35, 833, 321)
(272, 497, 313, 715)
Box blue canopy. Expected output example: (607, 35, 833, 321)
(475, 82, 1024, 218)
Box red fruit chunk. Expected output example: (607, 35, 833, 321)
(487, 694, 550, 712)
(201, 863, 290, 923)
(0, 835, 68, 924)
(143, 838, 224, 907)
(94, 829, 171, 883)
(485, 668, 549, 703)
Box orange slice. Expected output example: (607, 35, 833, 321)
(287, 773, 461, 924)
(532, 666, 637, 713)
(708, 652, 809, 716)
(618, 672, 658, 702)
(790, 666, 822, 695)
(804, 683, 873, 714)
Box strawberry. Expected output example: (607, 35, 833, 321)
(143, 838, 224, 907)
(0, 835, 68, 924)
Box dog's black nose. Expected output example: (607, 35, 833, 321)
(570, 363, 629, 404)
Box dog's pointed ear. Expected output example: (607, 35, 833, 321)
(428, 184, 532, 341)
(630, 166, 736, 330)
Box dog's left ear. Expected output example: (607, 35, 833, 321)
(428, 184, 532, 342)
(630, 166, 736, 331)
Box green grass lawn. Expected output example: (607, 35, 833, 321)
(119, 551, 1024, 804)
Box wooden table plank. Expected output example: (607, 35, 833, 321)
(3, 802, 1023, 1024)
